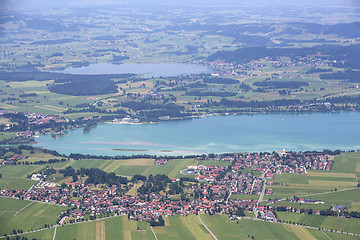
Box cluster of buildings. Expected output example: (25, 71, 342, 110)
(0, 150, 335, 224)
(233, 151, 332, 174)
(195, 165, 226, 182)
(207, 61, 265, 76)
(25, 113, 67, 125)
(154, 159, 168, 165)
(271, 56, 329, 69)
(126, 91, 165, 101)
(0, 182, 252, 222)
(0, 153, 27, 165)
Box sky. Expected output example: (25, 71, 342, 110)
(0, 0, 359, 23)
(1, 0, 359, 9)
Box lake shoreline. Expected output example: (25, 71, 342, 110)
(36, 111, 360, 156)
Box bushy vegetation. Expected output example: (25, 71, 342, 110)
(80, 168, 128, 186)
(137, 174, 171, 194)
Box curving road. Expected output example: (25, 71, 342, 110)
(198, 213, 218, 240)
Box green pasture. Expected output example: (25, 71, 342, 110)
(21, 149, 63, 163)
(269, 185, 334, 200)
(49, 157, 230, 179)
(332, 152, 360, 177)
(0, 132, 16, 141)
(153, 215, 211, 240)
(0, 165, 43, 190)
(201, 214, 300, 239)
(270, 167, 358, 199)
(0, 165, 44, 178)
(0, 197, 67, 236)
(21, 228, 55, 240)
(55, 220, 97, 240)
(0, 176, 35, 190)
(325, 231, 360, 240)
(273, 173, 309, 184)
(276, 212, 360, 234)
(16, 214, 360, 240)
(54, 216, 154, 240)
(300, 188, 360, 211)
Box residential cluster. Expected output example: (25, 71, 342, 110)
(0, 151, 335, 224)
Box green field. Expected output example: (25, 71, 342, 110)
(0, 132, 16, 141)
(153, 215, 212, 240)
(53, 216, 155, 240)
(201, 214, 300, 239)
(20, 228, 55, 240)
(276, 212, 360, 234)
(0, 165, 43, 190)
(0, 197, 67, 236)
(269, 166, 358, 199)
(0, 153, 359, 239)
(332, 152, 360, 178)
(48, 157, 230, 180)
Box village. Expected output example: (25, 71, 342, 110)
(0, 150, 336, 226)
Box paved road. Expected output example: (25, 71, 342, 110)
(198, 213, 218, 240)
(258, 169, 268, 203)
(52, 225, 57, 240)
(253, 169, 268, 218)
(150, 226, 158, 240)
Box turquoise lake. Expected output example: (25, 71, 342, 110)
(56, 63, 215, 78)
(36, 112, 360, 156)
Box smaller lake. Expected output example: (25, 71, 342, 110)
(56, 63, 215, 78)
